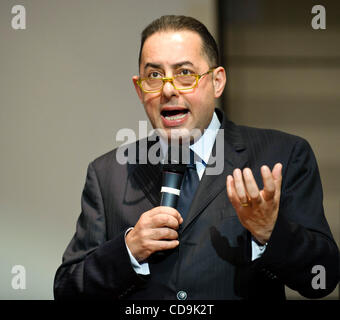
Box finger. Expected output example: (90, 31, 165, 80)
(152, 213, 181, 229)
(272, 163, 283, 186)
(272, 163, 283, 199)
(233, 168, 249, 205)
(226, 174, 241, 207)
(242, 168, 262, 205)
(151, 227, 178, 240)
(226, 175, 233, 198)
(150, 239, 180, 252)
(149, 206, 183, 224)
(261, 165, 276, 201)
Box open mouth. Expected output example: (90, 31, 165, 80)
(161, 108, 189, 121)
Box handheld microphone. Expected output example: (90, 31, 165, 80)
(154, 146, 187, 259)
(160, 145, 188, 208)
(160, 163, 186, 208)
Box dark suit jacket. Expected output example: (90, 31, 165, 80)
(54, 109, 339, 300)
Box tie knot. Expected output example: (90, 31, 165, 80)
(187, 163, 196, 170)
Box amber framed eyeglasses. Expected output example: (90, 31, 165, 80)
(137, 68, 215, 93)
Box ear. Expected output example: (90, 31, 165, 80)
(212, 67, 226, 98)
(132, 75, 144, 103)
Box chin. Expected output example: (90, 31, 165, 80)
(167, 127, 203, 145)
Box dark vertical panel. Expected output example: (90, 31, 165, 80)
(217, 0, 340, 300)
(217, 0, 227, 115)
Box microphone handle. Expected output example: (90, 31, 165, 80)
(154, 169, 185, 258)
(160, 170, 184, 208)
(160, 189, 180, 207)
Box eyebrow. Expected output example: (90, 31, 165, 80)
(144, 61, 194, 70)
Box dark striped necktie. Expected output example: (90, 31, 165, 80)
(176, 150, 200, 220)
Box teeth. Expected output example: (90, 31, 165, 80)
(165, 113, 187, 121)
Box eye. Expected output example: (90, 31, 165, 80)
(178, 69, 194, 76)
(148, 71, 163, 78)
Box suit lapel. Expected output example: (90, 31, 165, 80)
(132, 164, 161, 207)
(131, 138, 162, 207)
(181, 111, 249, 233)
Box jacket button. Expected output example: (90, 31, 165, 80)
(177, 290, 187, 300)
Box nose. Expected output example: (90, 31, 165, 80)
(162, 79, 179, 99)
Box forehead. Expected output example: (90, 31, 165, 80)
(140, 31, 208, 70)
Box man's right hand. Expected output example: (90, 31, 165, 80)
(125, 206, 183, 262)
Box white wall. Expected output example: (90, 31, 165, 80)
(0, 0, 216, 299)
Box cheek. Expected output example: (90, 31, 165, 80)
(143, 95, 158, 113)
(184, 90, 203, 108)
(188, 90, 214, 114)
(143, 98, 161, 126)
(143, 93, 161, 108)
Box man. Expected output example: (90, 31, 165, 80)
(54, 15, 339, 300)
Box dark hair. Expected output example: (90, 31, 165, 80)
(138, 15, 219, 68)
